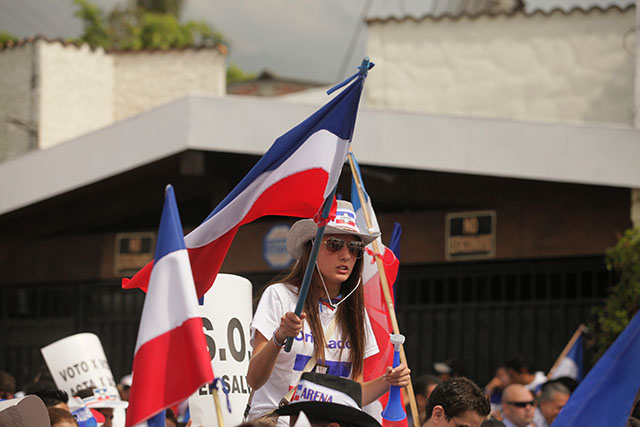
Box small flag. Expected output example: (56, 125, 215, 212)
(125, 185, 213, 427)
(552, 310, 640, 427)
(550, 333, 584, 381)
(124, 77, 366, 298)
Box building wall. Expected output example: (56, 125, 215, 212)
(365, 8, 635, 125)
(38, 42, 114, 150)
(0, 43, 37, 162)
(113, 49, 226, 121)
(0, 41, 226, 161)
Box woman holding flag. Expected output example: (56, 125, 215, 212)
(246, 200, 411, 423)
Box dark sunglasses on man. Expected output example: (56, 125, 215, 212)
(322, 237, 365, 258)
(506, 400, 535, 408)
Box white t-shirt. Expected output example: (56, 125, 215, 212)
(248, 282, 379, 420)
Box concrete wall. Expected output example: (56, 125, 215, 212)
(113, 49, 226, 121)
(365, 8, 635, 125)
(0, 41, 226, 161)
(38, 42, 114, 150)
(0, 43, 37, 162)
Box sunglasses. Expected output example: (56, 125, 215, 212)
(323, 237, 365, 259)
(507, 401, 535, 408)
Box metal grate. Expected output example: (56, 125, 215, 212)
(394, 256, 610, 386)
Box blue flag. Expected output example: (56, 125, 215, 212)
(552, 310, 640, 427)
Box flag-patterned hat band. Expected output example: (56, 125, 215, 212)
(286, 200, 379, 260)
(81, 388, 129, 409)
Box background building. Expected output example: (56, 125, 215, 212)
(1, 3, 639, 388)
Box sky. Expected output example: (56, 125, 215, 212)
(0, 0, 634, 83)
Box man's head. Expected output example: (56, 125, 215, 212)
(423, 377, 490, 427)
(501, 384, 535, 427)
(415, 375, 441, 407)
(503, 356, 535, 385)
(537, 381, 570, 425)
(0, 371, 16, 400)
(48, 407, 79, 427)
(25, 381, 70, 411)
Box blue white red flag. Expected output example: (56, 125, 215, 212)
(552, 310, 640, 427)
(126, 185, 213, 427)
(550, 332, 584, 381)
(349, 153, 403, 426)
(123, 78, 365, 297)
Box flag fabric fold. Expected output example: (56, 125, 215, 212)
(123, 78, 366, 298)
(552, 310, 640, 427)
(350, 153, 403, 426)
(126, 185, 214, 427)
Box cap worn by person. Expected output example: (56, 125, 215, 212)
(433, 359, 465, 377)
(286, 200, 379, 260)
(78, 388, 128, 409)
(274, 372, 381, 427)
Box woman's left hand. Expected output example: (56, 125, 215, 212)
(383, 363, 411, 387)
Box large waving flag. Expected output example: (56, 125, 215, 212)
(123, 77, 366, 298)
(349, 153, 403, 425)
(126, 185, 214, 427)
(552, 310, 640, 427)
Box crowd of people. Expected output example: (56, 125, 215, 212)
(1, 201, 639, 427)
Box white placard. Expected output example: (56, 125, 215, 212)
(41, 333, 119, 397)
(188, 274, 253, 427)
(0, 395, 50, 427)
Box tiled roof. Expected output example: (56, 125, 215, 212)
(0, 34, 228, 55)
(366, 3, 634, 24)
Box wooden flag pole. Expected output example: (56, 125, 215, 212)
(547, 324, 586, 379)
(211, 380, 225, 427)
(347, 150, 420, 427)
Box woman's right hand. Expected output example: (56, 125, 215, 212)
(275, 311, 306, 344)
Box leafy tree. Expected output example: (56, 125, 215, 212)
(0, 31, 18, 45)
(589, 227, 640, 362)
(227, 63, 257, 85)
(73, 0, 110, 49)
(73, 0, 256, 87)
(72, 0, 228, 50)
(137, 0, 185, 18)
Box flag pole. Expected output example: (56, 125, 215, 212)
(283, 57, 372, 353)
(212, 389, 225, 427)
(283, 184, 338, 353)
(547, 324, 587, 379)
(347, 150, 420, 427)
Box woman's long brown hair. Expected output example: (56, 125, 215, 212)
(264, 239, 366, 378)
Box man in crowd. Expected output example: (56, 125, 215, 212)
(423, 377, 491, 427)
(501, 384, 535, 427)
(0, 371, 15, 400)
(25, 382, 70, 411)
(533, 381, 570, 427)
(504, 357, 546, 393)
(409, 374, 441, 426)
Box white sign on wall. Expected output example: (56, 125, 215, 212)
(188, 274, 253, 427)
(41, 333, 119, 398)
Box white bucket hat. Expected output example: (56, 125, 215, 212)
(286, 200, 379, 259)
